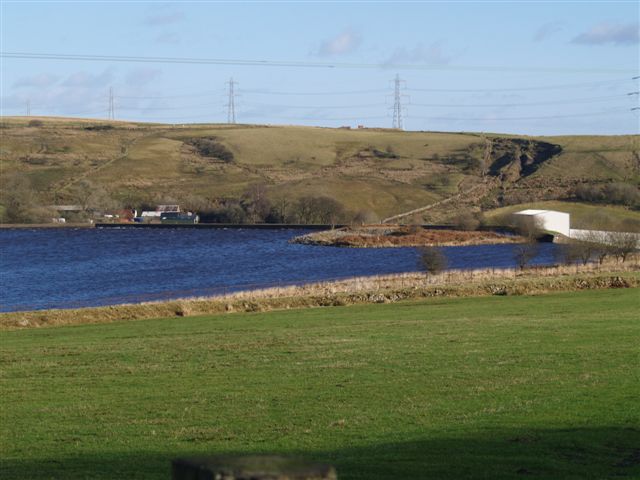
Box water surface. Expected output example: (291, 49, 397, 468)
(0, 228, 560, 312)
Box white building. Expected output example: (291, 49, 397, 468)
(512, 209, 571, 237)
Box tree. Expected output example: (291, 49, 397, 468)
(3, 174, 35, 222)
(453, 212, 482, 231)
(352, 209, 378, 225)
(607, 231, 639, 263)
(560, 240, 596, 266)
(1, 174, 52, 223)
(71, 180, 118, 215)
(271, 196, 290, 223)
(418, 246, 447, 275)
(242, 183, 271, 223)
(292, 195, 346, 225)
(513, 242, 539, 270)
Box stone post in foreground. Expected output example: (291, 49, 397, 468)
(172, 454, 337, 480)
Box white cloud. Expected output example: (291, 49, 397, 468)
(572, 22, 639, 46)
(125, 68, 162, 87)
(317, 29, 361, 56)
(62, 69, 115, 88)
(384, 42, 451, 66)
(144, 11, 184, 26)
(533, 22, 564, 42)
(13, 73, 59, 88)
(155, 31, 181, 44)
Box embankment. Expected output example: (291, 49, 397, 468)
(1, 259, 638, 330)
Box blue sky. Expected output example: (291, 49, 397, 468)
(1, 1, 639, 135)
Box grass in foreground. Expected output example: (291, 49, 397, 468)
(1, 289, 639, 479)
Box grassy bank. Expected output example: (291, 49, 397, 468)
(1, 288, 639, 479)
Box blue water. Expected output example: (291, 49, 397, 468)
(0, 228, 561, 312)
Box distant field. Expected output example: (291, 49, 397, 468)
(1, 116, 638, 221)
(1, 289, 639, 479)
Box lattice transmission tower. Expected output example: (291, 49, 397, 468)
(392, 74, 405, 130)
(108, 87, 115, 120)
(226, 78, 238, 124)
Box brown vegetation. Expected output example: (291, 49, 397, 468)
(292, 225, 521, 247)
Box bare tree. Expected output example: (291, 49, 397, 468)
(352, 209, 378, 225)
(1, 174, 53, 223)
(453, 212, 482, 231)
(606, 231, 639, 263)
(513, 242, 539, 270)
(72, 180, 118, 216)
(418, 246, 447, 275)
(293, 195, 345, 226)
(560, 240, 596, 266)
(242, 183, 271, 223)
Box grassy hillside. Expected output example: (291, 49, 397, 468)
(1, 288, 639, 479)
(484, 200, 640, 230)
(1, 116, 638, 221)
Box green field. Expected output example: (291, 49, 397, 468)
(1, 289, 639, 479)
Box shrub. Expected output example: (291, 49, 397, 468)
(453, 212, 482, 231)
(418, 246, 447, 274)
(84, 125, 114, 131)
(27, 119, 43, 127)
(187, 137, 234, 163)
(602, 183, 640, 207)
(293, 196, 346, 225)
(573, 182, 640, 207)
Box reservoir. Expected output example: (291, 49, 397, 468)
(0, 228, 561, 312)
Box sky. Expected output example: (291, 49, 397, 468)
(1, 1, 639, 135)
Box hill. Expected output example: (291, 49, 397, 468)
(1, 116, 638, 224)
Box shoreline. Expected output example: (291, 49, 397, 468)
(2, 259, 637, 330)
(0, 223, 345, 230)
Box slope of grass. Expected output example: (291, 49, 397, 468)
(484, 200, 640, 230)
(1, 289, 639, 479)
(1, 117, 638, 220)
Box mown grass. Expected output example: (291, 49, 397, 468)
(1, 289, 639, 479)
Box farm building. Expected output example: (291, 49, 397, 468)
(512, 209, 570, 237)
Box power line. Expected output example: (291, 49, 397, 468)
(407, 108, 632, 122)
(239, 102, 387, 110)
(406, 78, 630, 93)
(100, 79, 633, 102)
(20, 92, 630, 114)
(242, 88, 389, 96)
(115, 91, 221, 99)
(409, 94, 628, 108)
(1, 51, 634, 74)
